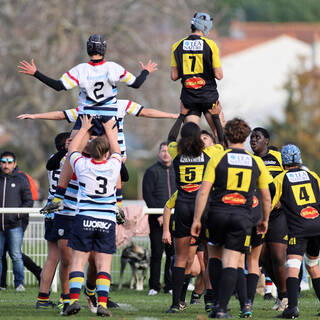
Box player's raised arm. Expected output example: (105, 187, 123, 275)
(138, 108, 178, 119)
(17, 111, 66, 120)
(103, 118, 120, 156)
(128, 59, 158, 89)
(17, 59, 66, 91)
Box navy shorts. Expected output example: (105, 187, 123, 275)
(68, 215, 116, 254)
(264, 212, 288, 244)
(53, 214, 75, 240)
(288, 235, 320, 256)
(44, 218, 57, 242)
(72, 115, 114, 136)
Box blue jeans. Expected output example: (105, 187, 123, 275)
(0, 227, 24, 287)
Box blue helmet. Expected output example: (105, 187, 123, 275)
(281, 144, 302, 166)
(87, 34, 107, 57)
(190, 12, 213, 36)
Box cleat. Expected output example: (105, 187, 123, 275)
(215, 309, 232, 319)
(97, 305, 112, 317)
(60, 303, 69, 316)
(35, 300, 56, 309)
(84, 287, 97, 313)
(166, 305, 180, 313)
(107, 299, 119, 308)
(205, 302, 214, 312)
(40, 200, 63, 214)
(179, 301, 187, 311)
(208, 305, 219, 318)
(16, 284, 25, 292)
(116, 205, 126, 225)
(273, 298, 288, 311)
(281, 306, 299, 318)
(264, 292, 274, 300)
(63, 301, 80, 316)
(190, 291, 202, 304)
(240, 301, 252, 318)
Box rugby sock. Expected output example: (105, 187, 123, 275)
(208, 258, 222, 304)
(180, 273, 191, 303)
(312, 278, 320, 301)
(287, 277, 299, 309)
(62, 293, 70, 306)
(247, 273, 259, 302)
(265, 276, 273, 294)
(278, 290, 287, 300)
(116, 188, 123, 207)
(53, 186, 66, 202)
(96, 272, 111, 309)
(235, 268, 247, 309)
(69, 271, 84, 304)
(172, 267, 185, 307)
(204, 288, 214, 304)
(218, 268, 237, 312)
(37, 292, 50, 305)
(85, 281, 96, 296)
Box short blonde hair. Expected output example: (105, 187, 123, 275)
(87, 137, 109, 160)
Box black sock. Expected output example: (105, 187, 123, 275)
(278, 291, 287, 300)
(312, 278, 320, 301)
(287, 277, 299, 309)
(247, 273, 259, 303)
(172, 267, 185, 307)
(180, 274, 191, 303)
(236, 268, 247, 309)
(86, 281, 96, 291)
(204, 288, 214, 304)
(218, 268, 238, 312)
(208, 258, 222, 305)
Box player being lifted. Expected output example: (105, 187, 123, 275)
(18, 34, 157, 213)
(170, 12, 224, 143)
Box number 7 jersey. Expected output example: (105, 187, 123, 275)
(272, 168, 320, 236)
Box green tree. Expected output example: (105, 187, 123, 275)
(268, 68, 320, 172)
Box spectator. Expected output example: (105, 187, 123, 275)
(0, 151, 34, 291)
(143, 143, 176, 295)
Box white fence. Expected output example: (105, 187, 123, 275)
(1, 205, 166, 291)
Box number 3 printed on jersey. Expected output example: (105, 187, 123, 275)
(227, 168, 252, 192)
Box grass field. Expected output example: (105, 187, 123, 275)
(0, 286, 320, 319)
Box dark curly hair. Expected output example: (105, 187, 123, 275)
(177, 122, 204, 157)
(224, 118, 251, 144)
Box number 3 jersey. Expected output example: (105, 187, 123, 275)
(204, 148, 272, 213)
(69, 151, 122, 223)
(272, 168, 320, 237)
(171, 34, 221, 106)
(60, 60, 136, 117)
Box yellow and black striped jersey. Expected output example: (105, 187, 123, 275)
(204, 148, 273, 211)
(168, 142, 224, 198)
(261, 149, 284, 178)
(272, 168, 320, 237)
(171, 34, 221, 105)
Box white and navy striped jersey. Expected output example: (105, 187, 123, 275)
(70, 152, 122, 222)
(64, 99, 143, 156)
(60, 60, 136, 117)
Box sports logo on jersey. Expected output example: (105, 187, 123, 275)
(252, 195, 259, 208)
(184, 77, 206, 89)
(83, 220, 112, 230)
(222, 192, 247, 205)
(181, 183, 200, 193)
(183, 40, 203, 51)
(227, 153, 252, 167)
(286, 171, 310, 183)
(180, 154, 204, 163)
(300, 206, 319, 219)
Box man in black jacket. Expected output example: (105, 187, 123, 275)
(0, 151, 33, 291)
(143, 143, 176, 295)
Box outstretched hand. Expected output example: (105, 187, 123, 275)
(79, 115, 93, 131)
(16, 114, 35, 120)
(139, 59, 158, 74)
(17, 59, 37, 76)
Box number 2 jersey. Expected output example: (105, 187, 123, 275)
(171, 34, 221, 106)
(69, 152, 122, 223)
(272, 168, 320, 237)
(60, 60, 136, 118)
(168, 142, 224, 199)
(204, 148, 272, 214)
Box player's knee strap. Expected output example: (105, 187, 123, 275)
(305, 256, 319, 267)
(285, 258, 302, 269)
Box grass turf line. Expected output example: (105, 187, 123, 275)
(0, 287, 319, 319)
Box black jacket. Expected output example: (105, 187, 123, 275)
(0, 167, 34, 231)
(142, 161, 176, 219)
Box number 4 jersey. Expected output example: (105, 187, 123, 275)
(272, 168, 320, 237)
(69, 151, 122, 223)
(60, 60, 136, 117)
